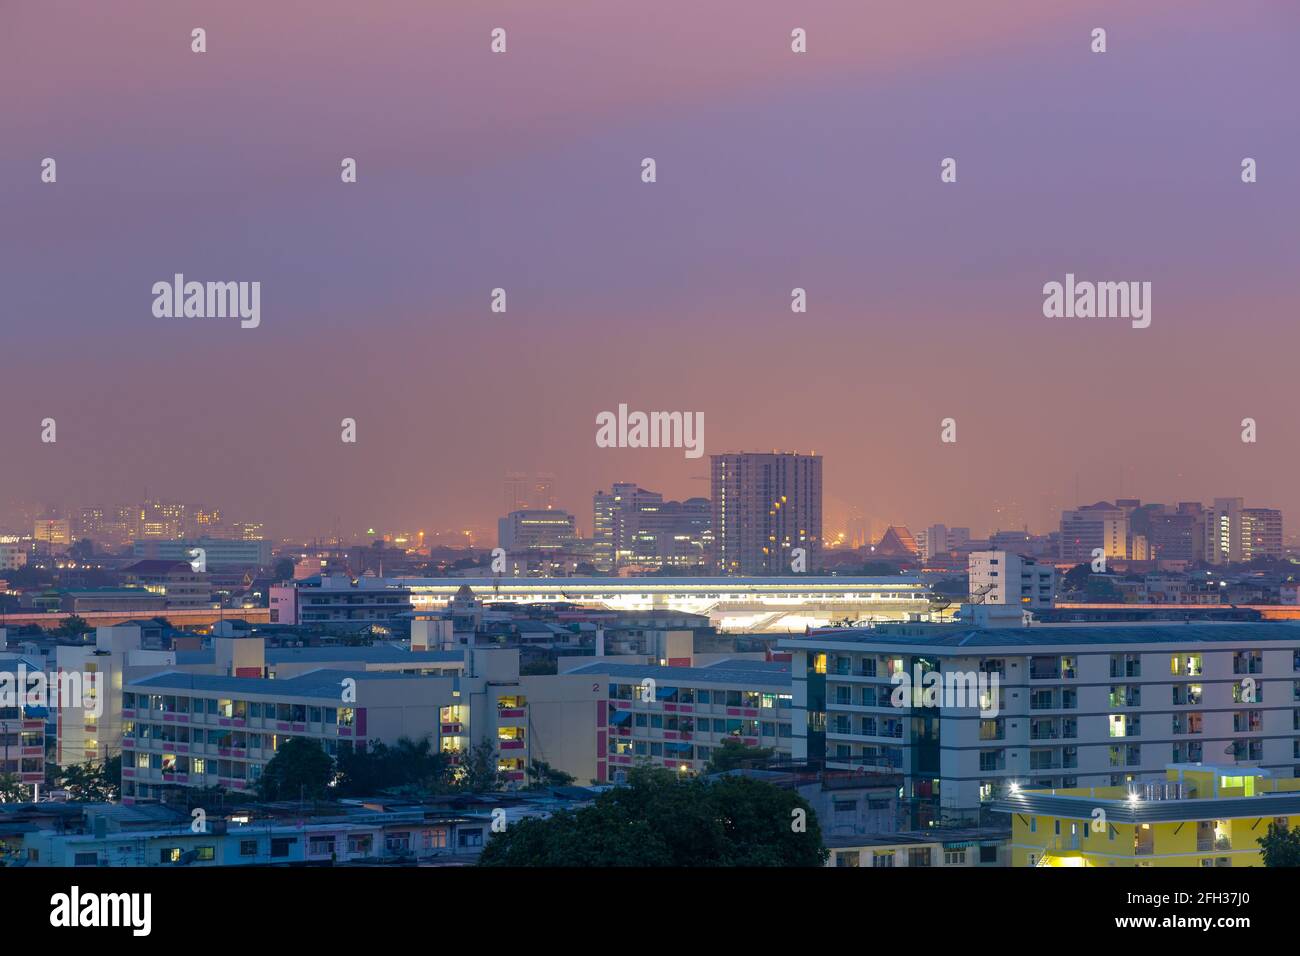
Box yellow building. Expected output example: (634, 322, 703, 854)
(994, 764, 1300, 867)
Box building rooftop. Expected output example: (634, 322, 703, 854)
(992, 789, 1300, 824)
(127, 667, 447, 700)
(786, 621, 1300, 649)
(566, 660, 791, 687)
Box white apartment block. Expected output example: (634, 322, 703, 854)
(54, 625, 178, 766)
(780, 619, 1300, 823)
(119, 642, 601, 802)
(968, 551, 1055, 609)
(562, 660, 795, 781)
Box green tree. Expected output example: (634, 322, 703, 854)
(1062, 563, 1092, 594)
(335, 736, 452, 797)
(57, 614, 91, 637)
(57, 759, 119, 801)
(479, 766, 826, 867)
(455, 740, 502, 792)
(525, 759, 575, 789)
(273, 558, 296, 582)
(256, 737, 334, 801)
(0, 773, 28, 803)
(704, 739, 775, 774)
(1259, 822, 1300, 866)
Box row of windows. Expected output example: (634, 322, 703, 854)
(124, 694, 355, 726)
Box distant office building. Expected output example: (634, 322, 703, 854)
(593, 483, 710, 571)
(711, 452, 822, 575)
(133, 500, 187, 539)
(132, 537, 272, 568)
(120, 560, 212, 610)
(504, 472, 556, 513)
(33, 518, 71, 547)
(1145, 507, 1203, 564)
(1059, 502, 1128, 564)
(918, 524, 964, 562)
(497, 510, 577, 551)
(968, 551, 1055, 609)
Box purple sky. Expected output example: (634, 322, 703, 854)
(2, 0, 1297, 542)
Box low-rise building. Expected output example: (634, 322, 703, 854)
(994, 763, 1300, 867)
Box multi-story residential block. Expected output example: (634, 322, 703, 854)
(268, 575, 413, 627)
(996, 763, 1300, 867)
(562, 660, 794, 781)
(780, 616, 1300, 823)
(968, 551, 1055, 609)
(119, 643, 600, 801)
(54, 625, 179, 767)
(0, 647, 48, 792)
(710, 452, 822, 575)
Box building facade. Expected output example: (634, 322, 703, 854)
(710, 452, 822, 575)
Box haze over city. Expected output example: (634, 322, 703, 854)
(3, 0, 1297, 540)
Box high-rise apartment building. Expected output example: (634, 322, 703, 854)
(710, 452, 822, 575)
(1242, 508, 1283, 561)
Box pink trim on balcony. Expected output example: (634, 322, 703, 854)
(499, 740, 525, 750)
(665, 704, 677, 712)
(743, 709, 759, 718)
(122, 739, 135, 749)
(276, 722, 292, 731)
(499, 708, 525, 718)
(678, 705, 693, 713)
(726, 708, 741, 716)
(665, 732, 679, 740)
(123, 768, 135, 778)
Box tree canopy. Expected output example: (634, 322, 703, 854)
(478, 766, 827, 867)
